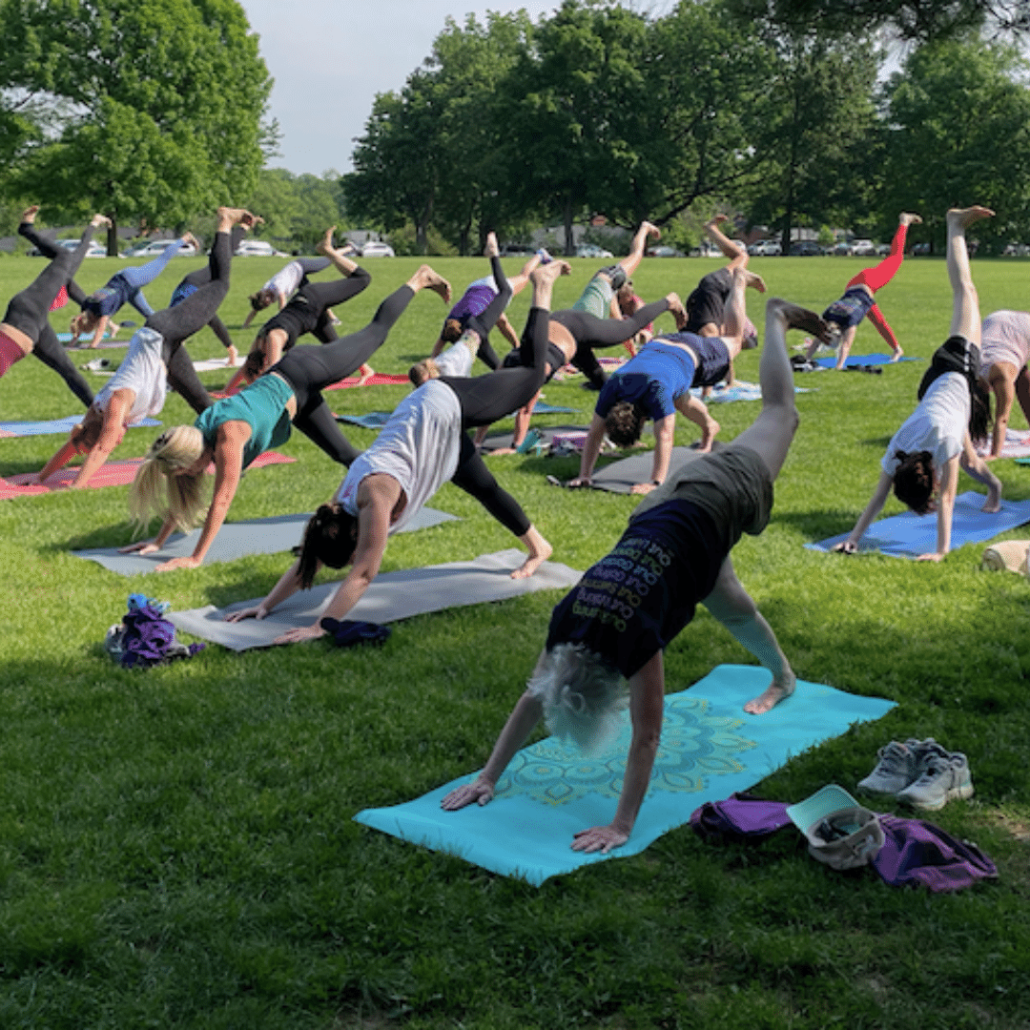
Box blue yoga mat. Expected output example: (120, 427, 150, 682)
(814, 353, 920, 368)
(0, 414, 160, 437)
(355, 664, 895, 885)
(807, 491, 1030, 557)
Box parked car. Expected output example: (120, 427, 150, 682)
(500, 243, 534, 256)
(850, 239, 876, 257)
(646, 245, 684, 258)
(747, 240, 781, 256)
(1003, 243, 1030, 256)
(360, 241, 395, 258)
(29, 238, 108, 258)
(911, 242, 931, 255)
(575, 243, 613, 259)
(234, 239, 287, 258)
(830, 241, 854, 256)
(788, 241, 824, 256)
(124, 239, 198, 258)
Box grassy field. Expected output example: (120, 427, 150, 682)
(1, 247, 1029, 1029)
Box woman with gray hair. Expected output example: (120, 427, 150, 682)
(441, 295, 824, 855)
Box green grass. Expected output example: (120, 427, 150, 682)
(2, 251, 1030, 1029)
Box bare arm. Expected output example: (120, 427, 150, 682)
(674, 391, 719, 453)
(990, 370, 1016, 458)
(90, 315, 110, 348)
(834, 470, 894, 554)
(921, 454, 959, 561)
(69, 393, 132, 489)
(567, 413, 607, 486)
(225, 554, 310, 623)
(119, 514, 179, 555)
(571, 651, 665, 853)
(496, 312, 520, 350)
(959, 433, 1002, 511)
(630, 414, 675, 495)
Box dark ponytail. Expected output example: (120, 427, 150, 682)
(892, 450, 935, 514)
(296, 503, 358, 588)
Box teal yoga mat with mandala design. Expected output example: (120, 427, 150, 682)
(355, 664, 895, 884)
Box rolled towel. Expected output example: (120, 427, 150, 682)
(981, 540, 1030, 574)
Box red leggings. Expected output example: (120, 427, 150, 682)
(848, 223, 908, 294)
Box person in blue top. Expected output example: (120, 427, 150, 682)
(441, 295, 821, 855)
(123, 264, 452, 572)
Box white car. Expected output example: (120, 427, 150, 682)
(29, 239, 108, 258)
(360, 241, 395, 258)
(234, 239, 287, 258)
(575, 243, 614, 259)
(850, 239, 876, 257)
(747, 240, 781, 256)
(124, 239, 198, 258)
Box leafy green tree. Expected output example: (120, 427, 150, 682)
(7, 0, 272, 253)
(881, 34, 1030, 251)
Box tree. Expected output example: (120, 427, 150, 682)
(881, 33, 1030, 250)
(726, 0, 1030, 42)
(7, 0, 272, 252)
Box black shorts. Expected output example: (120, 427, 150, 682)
(685, 269, 732, 333)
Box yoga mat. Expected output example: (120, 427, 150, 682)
(480, 424, 589, 453)
(554, 446, 712, 494)
(355, 664, 896, 885)
(814, 353, 920, 369)
(168, 549, 583, 651)
(689, 381, 813, 404)
(192, 357, 237, 373)
(977, 429, 1030, 459)
(74, 507, 459, 575)
(335, 411, 392, 429)
(0, 450, 295, 500)
(807, 491, 1030, 557)
(325, 373, 410, 390)
(0, 414, 159, 438)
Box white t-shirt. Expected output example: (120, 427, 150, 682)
(264, 260, 305, 298)
(92, 327, 167, 424)
(980, 310, 1030, 372)
(335, 380, 462, 534)
(882, 372, 969, 476)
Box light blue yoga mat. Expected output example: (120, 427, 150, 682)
(807, 491, 1030, 557)
(689, 381, 812, 403)
(338, 402, 581, 431)
(0, 414, 160, 437)
(814, 352, 920, 368)
(355, 664, 895, 885)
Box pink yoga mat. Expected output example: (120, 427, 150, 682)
(324, 373, 410, 390)
(0, 450, 296, 499)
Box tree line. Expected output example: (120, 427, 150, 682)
(342, 0, 1030, 256)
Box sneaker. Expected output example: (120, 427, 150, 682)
(857, 739, 925, 794)
(896, 752, 974, 811)
(536, 248, 553, 264)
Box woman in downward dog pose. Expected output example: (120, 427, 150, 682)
(225, 260, 573, 644)
(805, 213, 921, 369)
(978, 309, 1030, 459)
(440, 294, 819, 854)
(1, 208, 108, 407)
(124, 265, 451, 571)
(38, 208, 255, 489)
(834, 207, 1002, 562)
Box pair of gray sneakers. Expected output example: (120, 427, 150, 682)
(857, 737, 974, 811)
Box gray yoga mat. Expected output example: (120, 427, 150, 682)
(168, 549, 583, 651)
(549, 446, 716, 494)
(73, 507, 459, 576)
(479, 424, 589, 453)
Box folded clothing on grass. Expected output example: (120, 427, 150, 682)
(168, 549, 583, 651)
(354, 664, 896, 885)
(807, 491, 1030, 557)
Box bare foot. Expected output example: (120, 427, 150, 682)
(641, 220, 660, 240)
(531, 260, 572, 288)
(707, 214, 728, 228)
(890, 345, 904, 362)
(217, 207, 257, 230)
(899, 212, 922, 227)
(743, 670, 796, 715)
(511, 530, 553, 580)
(666, 293, 686, 328)
(358, 364, 375, 385)
(182, 231, 200, 252)
(948, 206, 994, 229)
(745, 271, 767, 293)
(410, 264, 452, 303)
(91, 214, 112, 228)
(699, 416, 720, 452)
(226, 345, 239, 367)
(21, 205, 40, 224)
(317, 226, 337, 255)
(484, 231, 499, 259)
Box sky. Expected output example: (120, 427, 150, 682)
(237, 1, 564, 177)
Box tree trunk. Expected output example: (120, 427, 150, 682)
(563, 194, 575, 256)
(105, 216, 119, 257)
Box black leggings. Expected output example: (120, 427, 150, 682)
(464, 255, 513, 371)
(551, 298, 670, 387)
(451, 432, 532, 537)
(273, 284, 417, 465)
(17, 223, 88, 308)
(300, 268, 373, 343)
(439, 307, 550, 428)
(169, 225, 245, 352)
(3, 224, 98, 406)
(142, 229, 235, 414)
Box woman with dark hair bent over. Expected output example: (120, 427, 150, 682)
(439, 294, 820, 855)
(225, 260, 573, 645)
(834, 207, 1002, 562)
